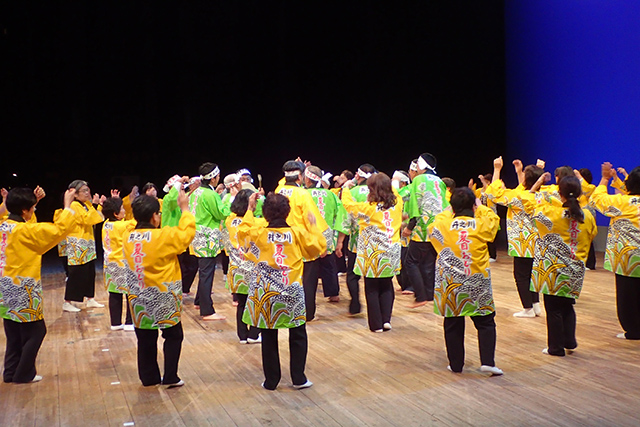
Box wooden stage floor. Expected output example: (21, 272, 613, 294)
(1, 251, 639, 426)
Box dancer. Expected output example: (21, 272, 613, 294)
(526, 174, 597, 356)
(275, 160, 331, 321)
(591, 162, 640, 339)
(403, 153, 449, 308)
(189, 162, 229, 320)
(123, 191, 195, 387)
(486, 157, 544, 318)
(238, 192, 326, 390)
(1, 187, 77, 383)
(342, 173, 403, 332)
(428, 187, 503, 375)
(63, 180, 105, 312)
(101, 195, 135, 331)
(392, 170, 413, 294)
(223, 188, 264, 343)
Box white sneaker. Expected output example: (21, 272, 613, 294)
(123, 324, 135, 332)
(62, 302, 81, 313)
(239, 340, 248, 344)
(110, 325, 124, 331)
(165, 379, 184, 389)
(383, 322, 392, 331)
(86, 299, 104, 308)
(532, 302, 542, 317)
(293, 380, 313, 390)
(513, 308, 535, 318)
(480, 365, 504, 376)
(31, 375, 43, 383)
(247, 336, 262, 344)
(617, 333, 627, 339)
(489, 258, 497, 263)
(542, 348, 549, 355)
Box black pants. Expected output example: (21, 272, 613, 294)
(345, 247, 361, 314)
(218, 252, 229, 275)
(336, 237, 348, 273)
(65, 260, 96, 302)
(487, 240, 497, 260)
(194, 257, 216, 316)
(615, 274, 640, 339)
(404, 241, 437, 302)
(303, 259, 320, 321)
(513, 257, 539, 308)
(319, 253, 340, 297)
(108, 292, 133, 326)
(134, 323, 183, 386)
(444, 312, 496, 372)
(585, 242, 596, 270)
(396, 246, 412, 291)
(234, 293, 259, 341)
(3, 319, 47, 383)
(60, 256, 69, 276)
(260, 324, 308, 390)
(543, 294, 577, 356)
(364, 277, 395, 331)
(178, 250, 198, 294)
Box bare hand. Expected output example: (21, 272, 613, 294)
(92, 193, 100, 204)
(248, 192, 259, 212)
(63, 189, 76, 209)
(467, 178, 474, 189)
(307, 212, 317, 226)
(536, 159, 546, 169)
(177, 188, 189, 211)
(512, 159, 523, 173)
(617, 167, 628, 178)
(111, 189, 120, 198)
(34, 186, 46, 201)
(99, 195, 107, 205)
(402, 227, 413, 238)
(0, 188, 7, 201)
(493, 156, 503, 170)
(342, 180, 355, 189)
(130, 185, 139, 199)
(602, 162, 613, 179)
(335, 241, 343, 258)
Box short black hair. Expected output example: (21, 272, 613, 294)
(523, 165, 544, 190)
(262, 192, 290, 223)
(358, 163, 376, 174)
(419, 153, 437, 170)
(230, 189, 255, 217)
(102, 197, 123, 221)
(132, 195, 160, 223)
(6, 188, 37, 215)
(199, 162, 219, 185)
(141, 182, 158, 194)
(442, 177, 456, 190)
(450, 187, 476, 216)
(626, 166, 640, 195)
(554, 166, 574, 181)
(578, 168, 593, 184)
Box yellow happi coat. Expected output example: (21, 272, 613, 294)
(237, 211, 326, 329)
(428, 206, 500, 317)
(341, 189, 404, 278)
(591, 185, 640, 278)
(0, 209, 77, 322)
(223, 213, 266, 294)
(102, 219, 136, 294)
(122, 212, 196, 329)
(66, 200, 104, 265)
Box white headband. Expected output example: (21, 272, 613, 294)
(163, 174, 182, 193)
(409, 161, 418, 171)
(201, 166, 220, 180)
(357, 169, 373, 179)
(417, 156, 436, 173)
(305, 169, 322, 182)
(284, 170, 301, 177)
(392, 171, 410, 183)
(321, 172, 333, 184)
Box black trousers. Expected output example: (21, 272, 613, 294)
(487, 240, 497, 260)
(396, 246, 412, 291)
(260, 324, 308, 390)
(319, 254, 340, 297)
(443, 312, 496, 372)
(336, 236, 348, 273)
(108, 292, 133, 326)
(234, 293, 259, 341)
(615, 274, 640, 339)
(543, 294, 577, 356)
(364, 277, 395, 331)
(134, 323, 183, 386)
(404, 241, 437, 302)
(585, 242, 596, 270)
(3, 319, 47, 383)
(65, 260, 96, 302)
(218, 252, 229, 275)
(345, 247, 362, 314)
(513, 257, 539, 308)
(303, 259, 320, 321)
(194, 257, 216, 316)
(178, 250, 198, 294)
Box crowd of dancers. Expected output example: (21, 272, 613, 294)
(0, 154, 639, 390)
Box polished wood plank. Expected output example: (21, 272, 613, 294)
(1, 251, 640, 426)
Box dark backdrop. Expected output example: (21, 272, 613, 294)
(2, 2, 506, 220)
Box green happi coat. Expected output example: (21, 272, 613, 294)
(307, 187, 350, 253)
(346, 185, 370, 252)
(188, 185, 230, 258)
(405, 173, 449, 242)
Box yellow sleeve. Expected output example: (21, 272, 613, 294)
(22, 208, 77, 255)
(474, 205, 500, 243)
(294, 225, 325, 261)
(160, 211, 196, 254)
(591, 184, 622, 216)
(611, 174, 628, 194)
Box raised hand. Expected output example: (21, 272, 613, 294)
(536, 159, 546, 169)
(34, 186, 46, 202)
(493, 156, 503, 170)
(177, 188, 189, 211)
(63, 189, 76, 209)
(111, 189, 120, 198)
